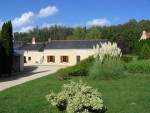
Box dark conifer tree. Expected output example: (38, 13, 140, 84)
(0, 43, 2, 76)
(1, 21, 13, 76)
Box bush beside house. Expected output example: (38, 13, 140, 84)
(56, 56, 94, 78)
(89, 42, 124, 80)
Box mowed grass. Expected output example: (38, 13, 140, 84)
(0, 73, 150, 113)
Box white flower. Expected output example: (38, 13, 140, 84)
(46, 80, 106, 113)
(93, 41, 122, 62)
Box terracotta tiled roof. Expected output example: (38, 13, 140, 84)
(146, 32, 150, 38)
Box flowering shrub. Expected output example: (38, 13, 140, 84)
(89, 42, 124, 80)
(46, 80, 107, 113)
(93, 42, 122, 62)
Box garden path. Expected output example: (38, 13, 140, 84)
(0, 64, 64, 91)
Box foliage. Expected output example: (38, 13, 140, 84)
(121, 55, 133, 63)
(0, 43, 3, 76)
(89, 58, 124, 80)
(0, 21, 13, 76)
(68, 27, 86, 40)
(57, 56, 94, 77)
(46, 80, 107, 113)
(14, 19, 150, 54)
(134, 38, 150, 56)
(90, 42, 124, 80)
(116, 38, 129, 54)
(93, 41, 122, 62)
(126, 60, 150, 74)
(138, 44, 150, 60)
(86, 26, 101, 39)
(14, 25, 74, 42)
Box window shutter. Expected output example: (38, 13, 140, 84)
(60, 56, 62, 63)
(53, 56, 55, 63)
(67, 56, 69, 63)
(47, 56, 49, 62)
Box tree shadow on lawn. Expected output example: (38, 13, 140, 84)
(0, 65, 52, 82)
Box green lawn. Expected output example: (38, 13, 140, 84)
(0, 73, 150, 113)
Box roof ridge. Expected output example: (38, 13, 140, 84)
(51, 39, 107, 42)
(26, 43, 44, 44)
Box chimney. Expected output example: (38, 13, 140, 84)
(48, 38, 51, 42)
(32, 36, 36, 44)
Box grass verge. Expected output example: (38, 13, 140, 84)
(0, 73, 150, 113)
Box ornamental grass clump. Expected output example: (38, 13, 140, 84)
(89, 41, 124, 80)
(46, 80, 107, 113)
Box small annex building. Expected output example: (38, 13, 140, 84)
(13, 41, 25, 72)
(22, 37, 45, 64)
(44, 39, 108, 66)
(13, 50, 24, 72)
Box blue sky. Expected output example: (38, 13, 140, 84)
(0, 0, 149, 32)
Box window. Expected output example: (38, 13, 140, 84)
(28, 57, 31, 61)
(47, 56, 55, 63)
(76, 56, 80, 63)
(60, 56, 69, 63)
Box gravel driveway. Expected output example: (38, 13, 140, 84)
(0, 64, 64, 91)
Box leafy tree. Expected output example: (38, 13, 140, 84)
(86, 26, 101, 39)
(70, 27, 86, 40)
(134, 38, 150, 55)
(13, 19, 150, 54)
(139, 44, 150, 60)
(117, 38, 129, 54)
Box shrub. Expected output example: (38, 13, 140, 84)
(133, 38, 150, 55)
(90, 41, 124, 80)
(138, 44, 150, 60)
(46, 80, 107, 113)
(57, 56, 94, 77)
(89, 58, 124, 80)
(116, 38, 129, 54)
(120, 55, 133, 63)
(126, 60, 150, 74)
(93, 42, 122, 62)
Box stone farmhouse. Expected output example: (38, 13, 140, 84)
(44, 39, 107, 66)
(14, 37, 108, 66)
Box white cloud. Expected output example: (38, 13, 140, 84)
(18, 26, 34, 33)
(11, 5, 58, 32)
(86, 18, 110, 26)
(12, 11, 35, 28)
(38, 6, 58, 18)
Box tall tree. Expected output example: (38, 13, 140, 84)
(0, 43, 3, 76)
(1, 21, 13, 76)
(86, 26, 101, 39)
